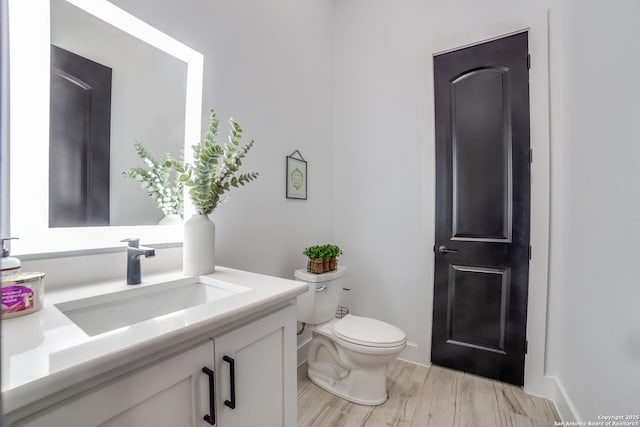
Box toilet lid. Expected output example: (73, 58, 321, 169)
(333, 314, 406, 348)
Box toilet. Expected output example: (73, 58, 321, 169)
(295, 266, 406, 405)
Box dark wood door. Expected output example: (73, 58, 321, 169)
(49, 45, 112, 227)
(431, 32, 531, 386)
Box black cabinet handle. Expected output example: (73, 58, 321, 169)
(223, 356, 236, 409)
(202, 367, 216, 425)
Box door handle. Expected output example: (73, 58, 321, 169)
(223, 356, 236, 409)
(202, 367, 216, 425)
(438, 245, 459, 254)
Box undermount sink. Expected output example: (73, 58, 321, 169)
(55, 277, 250, 336)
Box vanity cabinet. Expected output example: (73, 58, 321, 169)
(14, 305, 296, 427)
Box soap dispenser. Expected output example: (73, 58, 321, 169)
(1, 237, 21, 276)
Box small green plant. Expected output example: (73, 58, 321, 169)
(303, 245, 323, 259)
(303, 244, 343, 259)
(122, 142, 184, 216)
(178, 109, 259, 215)
(326, 244, 343, 259)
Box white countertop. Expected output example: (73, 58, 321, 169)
(1, 266, 307, 414)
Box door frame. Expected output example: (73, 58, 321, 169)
(425, 11, 550, 397)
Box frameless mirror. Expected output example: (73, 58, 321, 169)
(8, 0, 203, 254)
(50, 0, 186, 227)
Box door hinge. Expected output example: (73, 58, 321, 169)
(529, 148, 533, 164)
(525, 340, 528, 354)
(527, 53, 531, 69)
(528, 245, 532, 260)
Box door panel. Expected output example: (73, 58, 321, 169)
(214, 306, 297, 427)
(50, 45, 112, 227)
(18, 341, 212, 427)
(448, 265, 509, 352)
(452, 68, 512, 241)
(432, 32, 530, 386)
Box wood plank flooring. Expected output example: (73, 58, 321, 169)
(298, 360, 560, 427)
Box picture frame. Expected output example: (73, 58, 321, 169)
(286, 150, 307, 200)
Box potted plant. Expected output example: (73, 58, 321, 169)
(303, 245, 325, 274)
(327, 244, 343, 271)
(178, 109, 259, 275)
(320, 245, 332, 272)
(122, 142, 184, 224)
(303, 244, 343, 273)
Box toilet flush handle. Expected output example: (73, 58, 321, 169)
(315, 284, 327, 292)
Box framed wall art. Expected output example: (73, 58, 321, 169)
(286, 150, 307, 200)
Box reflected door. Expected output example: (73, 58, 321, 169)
(49, 45, 111, 227)
(431, 32, 531, 386)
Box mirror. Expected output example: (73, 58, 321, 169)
(50, 0, 186, 227)
(8, 0, 203, 254)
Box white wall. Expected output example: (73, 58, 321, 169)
(333, 0, 640, 421)
(545, 0, 640, 420)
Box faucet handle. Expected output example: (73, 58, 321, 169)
(120, 238, 140, 248)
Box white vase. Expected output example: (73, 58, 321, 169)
(159, 214, 183, 225)
(183, 214, 215, 276)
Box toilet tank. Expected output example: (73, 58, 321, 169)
(295, 266, 347, 325)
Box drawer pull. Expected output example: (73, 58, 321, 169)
(223, 356, 236, 409)
(202, 367, 216, 425)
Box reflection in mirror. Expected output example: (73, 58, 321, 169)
(50, 0, 187, 227)
(8, 0, 203, 255)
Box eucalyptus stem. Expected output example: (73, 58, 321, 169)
(179, 109, 259, 215)
(122, 142, 184, 216)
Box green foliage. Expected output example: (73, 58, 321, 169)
(303, 244, 343, 260)
(326, 244, 343, 258)
(122, 142, 184, 216)
(179, 109, 259, 215)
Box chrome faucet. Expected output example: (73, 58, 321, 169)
(121, 238, 155, 285)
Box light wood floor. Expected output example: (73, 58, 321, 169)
(297, 360, 560, 427)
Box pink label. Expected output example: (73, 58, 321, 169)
(2, 286, 34, 313)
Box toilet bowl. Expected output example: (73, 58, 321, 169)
(295, 267, 407, 405)
(307, 314, 406, 405)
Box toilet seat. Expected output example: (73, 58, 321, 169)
(332, 314, 406, 348)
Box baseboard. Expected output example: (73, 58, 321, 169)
(297, 336, 312, 367)
(544, 375, 581, 422)
(397, 342, 430, 367)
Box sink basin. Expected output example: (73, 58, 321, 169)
(55, 277, 250, 336)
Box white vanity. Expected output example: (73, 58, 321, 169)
(2, 267, 307, 426)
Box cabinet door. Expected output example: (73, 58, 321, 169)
(17, 342, 214, 427)
(215, 305, 297, 427)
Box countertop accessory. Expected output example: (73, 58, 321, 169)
(179, 109, 259, 276)
(1, 271, 46, 319)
